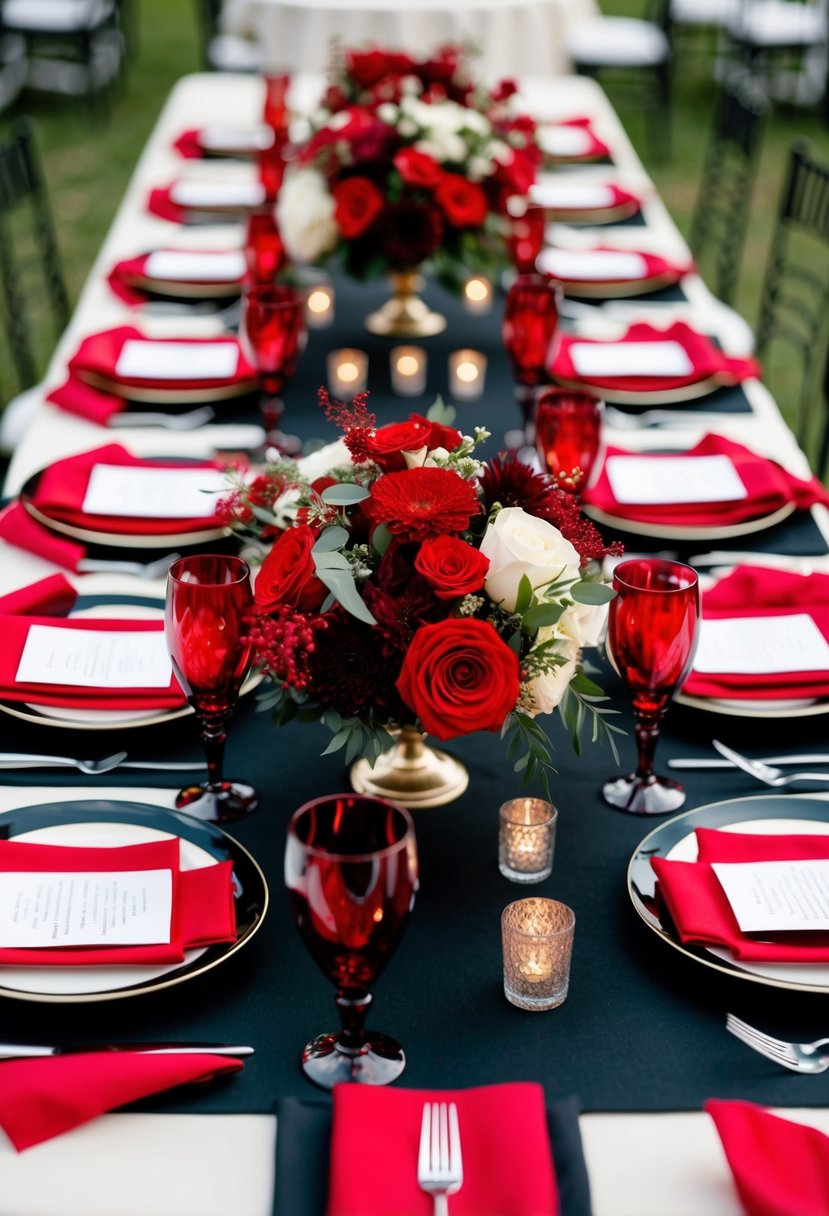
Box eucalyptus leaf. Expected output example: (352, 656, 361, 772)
(522, 602, 566, 632)
(372, 521, 393, 557)
(313, 550, 350, 572)
(514, 574, 534, 615)
(426, 395, 456, 426)
(315, 567, 377, 626)
(313, 525, 349, 552)
(321, 483, 370, 506)
(250, 505, 282, 527)
(570, 581, 616, 606)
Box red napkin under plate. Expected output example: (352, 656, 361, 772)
(0, 836, 236, 966)
(328, 1082, 559, 1216)
(47, 374, 129, 424)
(0, 1051, 243, 1151)
(652, 827, 829, 961)
(683, 565, 829, 700)
(0, 502, 86, 571)
(549, 320, 761, 401)
(707, 1099, 829, 1216)
(584, 434, 829, 528)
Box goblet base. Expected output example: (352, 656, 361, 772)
(175, 780, 259, 823)
(602, 773, 687, 815)
(301, 1029, 406, 1089)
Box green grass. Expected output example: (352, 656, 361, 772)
(4, 1, 829, 467)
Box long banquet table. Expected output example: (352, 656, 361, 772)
(3, 71, 829, 1216)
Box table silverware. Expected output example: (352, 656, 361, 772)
(726, 1014, 829, 1074)
(0, 753, 206, 773)
(418, 1102, 463, 1216)
(0, 1041, 254, 1059)
(108, 406, 216, 430)
(77, 554, 180, 579)
(669, 753, 829, 770)
(711, 740, 829, 789)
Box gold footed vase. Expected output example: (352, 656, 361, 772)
(349, 725, 468, 808)
(364, 270, 446, 338)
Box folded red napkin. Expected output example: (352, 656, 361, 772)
(147, 185, 194, 223)
(107, 251, 245, 307)
(584, 434, 829, 527)
(0, 502, 86, 571)
(706, 1099, 829, 1216)
(0, 1051, 243, 1151)
(67, 325, 255, 396)
(549, 321, 761, 395)
(0, 836, 236, 965)
(47, 374, 126, 424)
(683, 565, 829, 700)
(327, 1082, 558, 1216)
(0, 573, 186, 711)
(541, 116, 611, 162)
(652, 827, 829, 961)
(31, 443, 226, 536)
(173, 128, 207, 158)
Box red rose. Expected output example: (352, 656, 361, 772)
(393, 147, 442, 190)
(396, 618, 520, 739)
(346, 49, 414, 89)
(434, 174, 488, 228)
(425, 418, 462, 451)
(367, 416, 433, 471)
(414, 536, 490, 600)
(333, 177, 385, 240)
(255, 525, 327, 613)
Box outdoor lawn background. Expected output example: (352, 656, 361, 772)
(6, 0, 829, 467)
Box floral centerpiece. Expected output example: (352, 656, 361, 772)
(220, 393, 623, 806)
(275, 45, 541, 336)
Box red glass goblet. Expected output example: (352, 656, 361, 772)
(502, 272, 562, 436)
(244, 210, 284, 285)
(603, 559, 700, 815)
(165, 555, 258, 823)
(285, 794, 418, 1089)
(535, 387, 604, 496)
(263, 70, 291, 135)
(507, 202, 547, 273)
(258, 138, 287, 202)
(240, 282, 307, 455)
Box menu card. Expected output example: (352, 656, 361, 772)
(169, 180, 266, 209)
(605, 454, 748, 504)
(569, 340, 693, 379)
(115, 339, 239, 381)
(82, 464, 228, 519)
(198, 125, 272, 152)
(16, 625, 173, 688)
(538, 249, 648, 281)
(693, 613, 829, 675)
(0, 868, 172, 947)
(530, 182, 616, 210)
(144, 250, 246, 282)
(712, 859, 829, 932)
(538, 126, 593, 157)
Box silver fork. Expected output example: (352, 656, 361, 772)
(418, 1102, 463, 1216)
(726, 1013, 829, 1074)
(77, 554, 180, 579)
(109, 406, 216, 430)
(0, 751, 129, 775)
(604, 405, 703, 430)
(712, 740, 829, 788)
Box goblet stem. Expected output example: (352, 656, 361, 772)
(334, 991, 372, 1054)
(200, 719, 228, 791)
(633, 708, 663, 782)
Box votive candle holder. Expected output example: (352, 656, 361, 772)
(327, 348, 368, 397)
(499, 797, 557, 883)
(449, 349, 487, 401)
(501, 898, 575, 1011)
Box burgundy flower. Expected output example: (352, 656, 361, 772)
(376, 200, 444, 267)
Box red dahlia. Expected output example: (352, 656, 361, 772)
(366, 467, 480, 543)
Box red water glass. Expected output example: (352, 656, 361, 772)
(258, 137, 287, 202)
(263, 71, 291, 134)
(285, 794, 418, 1089)
(507, 203, 546, 273)
(245, 210, 284, 284)
(535, 387, 603, 495)
(240, 282, 307, 452)
(603, 559, 700, 815)
(502, 273, 561, 433)
(165, 555, 258, 822)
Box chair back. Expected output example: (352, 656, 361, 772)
(689, 77, 767, 305)
(0, 118, 69, 397)
(756, 138, 829, 477)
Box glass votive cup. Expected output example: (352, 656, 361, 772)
(449, 349, 487, 401)
(327, 348, 368, 398)
(304, 280, 335, 329)
(462, 274, 493, 314)
(501, 898, 575, 1012)
(390, 345, 427, 396)
(499, 797, 557, 883)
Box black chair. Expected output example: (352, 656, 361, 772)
(689, 78, 767, 306)
(726, 0, 828, 109)
(0, 118, 69, 396)
(195, 0, 262, 72)
(565, 0, 673, 162)
(756, 139, 829, 478)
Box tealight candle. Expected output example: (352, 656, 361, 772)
(327, 348, 368, 398)
(501, 898, 575, 1011)
(462, 274, 493, 314)
(390, 346, 427, 396)
(305, 281, 335, 328)
(499, 798, 557, 884)
(449, 349, 487, 401)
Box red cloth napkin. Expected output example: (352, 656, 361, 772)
(107, 251, 245, 307)
(327, 1082, 559, 1216)
(0, 573, 186, 711)
(47, 374, 126, 424)
(147, 185, 193, 223)
(707, 1099, 829, 1216)
(0, 502, 86, 571)
(584, 434, 829, 526)
(31, 443, 226, 536)
(541, 246, 693, 292)
(683, 565, 829, 700)
(542, 116, 611, 162)
(67, 325, 255, 395)
(549, 321, 761, 395)
(0, 1051, 243, 1151)
(0, 836, 236, 965)
(652, 827, 829, 961)
(173, 128, 206, 158)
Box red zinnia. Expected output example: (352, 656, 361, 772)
(366, 467, 480, 543)
(434, 174, 488, 228)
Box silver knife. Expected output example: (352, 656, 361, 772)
(668, 755, 829, 770)
(0, 1042, 254, 1058)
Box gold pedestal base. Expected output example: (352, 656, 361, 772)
(364, 271, 446, 338)
(349, 726, 468, 808)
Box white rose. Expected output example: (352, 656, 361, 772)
(276, 168, 338, 264)
(525, 631, 580, 716)
(479, 507, 580, 612)
(297, 438, 352, 482)
(558, 598, 608, 649)
(401, 446, 429, 469)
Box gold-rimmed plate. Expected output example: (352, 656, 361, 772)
(628, 793, 829, 992)
(675, 690, 827, 717)
(0, 799, 268, 1003)
(551, 372, 725, 406)
(582, 499, 797, 542)
(78, 370, 257, 405)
